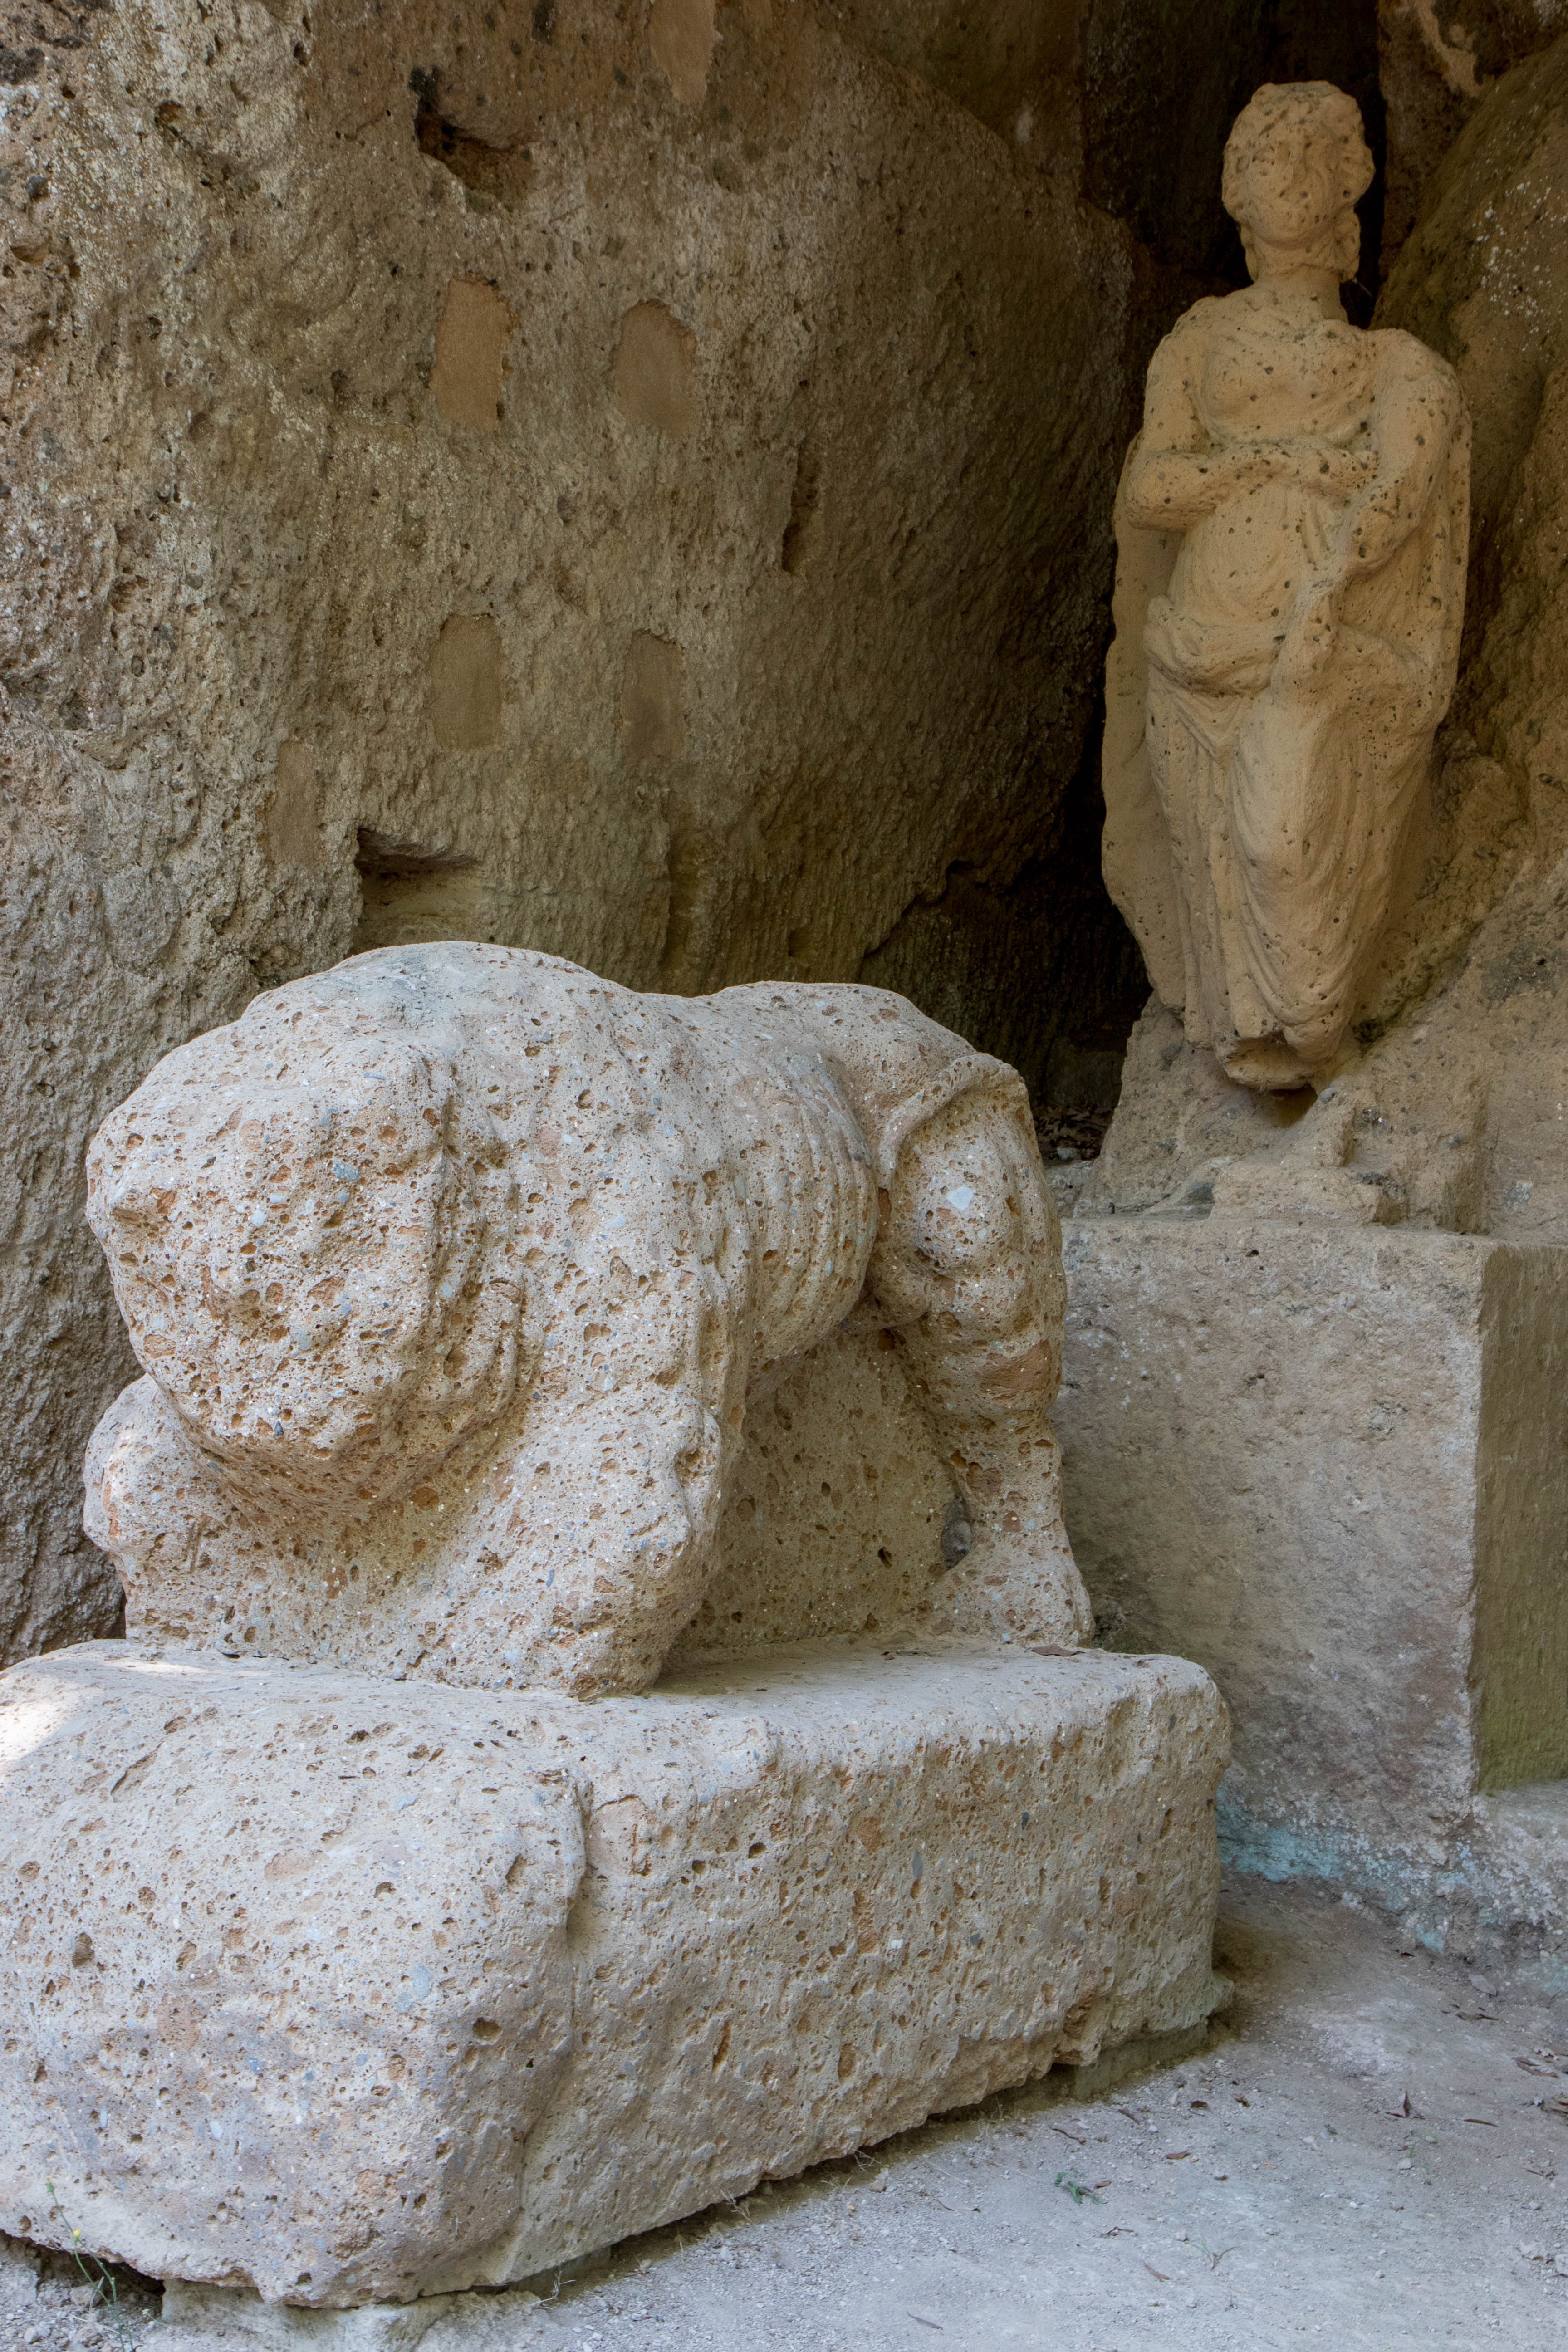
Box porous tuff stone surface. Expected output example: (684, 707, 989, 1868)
(1057, 1218, 1568, 1884)
(1377, 0, 1563, 265)
(664, 1320, 956, 1661)
(0, 1639, 1229, 2308)
(84, 946, 1088, 1698)
(0, 0, 1150, 1671)
(11, 1874, 1568, 2352)
(1103, 80, 1468, 1094)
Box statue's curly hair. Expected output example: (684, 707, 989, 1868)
(1222, 81, 1372, 281)
(88, 1002, 524, 1510)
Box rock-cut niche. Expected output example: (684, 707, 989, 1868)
(410, 66, 532, 209)
(351, 830, 490, 954)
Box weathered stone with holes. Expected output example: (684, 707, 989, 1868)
(82, 945, 1089, 1698)
(0, 1642, 1226, 2308)
(1058, 1217, 1568, 1891)
(0, 946, 1228, 2309)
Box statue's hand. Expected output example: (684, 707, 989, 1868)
(1274, 571, 1341, 692)
(1288, 437, 1377, 501)
(1224, 439, 1296, 490)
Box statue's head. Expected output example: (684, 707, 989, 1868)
(87, 957, 524, 1507)
(1222, 81, 1372, 285)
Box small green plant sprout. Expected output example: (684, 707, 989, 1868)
(44, 2182, 138, 2352)
(1054, 2169, 1103, 2205)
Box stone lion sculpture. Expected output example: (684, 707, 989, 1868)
(85, 944, 1088, 1695)
(1102, 80, 1468, 1091)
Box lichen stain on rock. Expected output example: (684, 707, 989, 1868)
(620, 631, 686, 763)
(265, 740, 324, 872)
(648, 0, 716, 107)
(613, 301, 697, 439)
(429, 616, 505, 751)
(431, 278, 513, 431)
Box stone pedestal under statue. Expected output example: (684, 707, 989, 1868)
(0, 945, 1227, 2317)
(1072, 76, 1568, 1969)
(1058, 1215, 1568, 1960)
(0, 1637, 1224, 2310)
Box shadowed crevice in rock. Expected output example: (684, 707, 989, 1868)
(859, 709, 1149, 1112)
(412, 65, 534, 209)
(351, 829, 490, 955)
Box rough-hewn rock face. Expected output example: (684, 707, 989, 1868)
(1377, 0, 1563, 265)
(0, 0, 1158, 1665)
(830, 0, 1083, 165)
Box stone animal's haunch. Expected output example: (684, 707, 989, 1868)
(84, 944, 1088, 1695)
(1102, 80, 1469, 1092)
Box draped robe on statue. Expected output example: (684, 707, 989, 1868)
(1102, 295, 1469, 1091)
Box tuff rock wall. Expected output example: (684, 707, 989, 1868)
(1377, 0, 1565, 262)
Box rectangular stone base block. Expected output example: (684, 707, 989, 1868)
(0, 1639, 1226, 2308)
(1058, 1219, 1568, 1877)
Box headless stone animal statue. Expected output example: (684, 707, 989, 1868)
(85, 944, 1087, 1695)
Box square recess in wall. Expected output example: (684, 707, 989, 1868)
(351, 828, 494, 953)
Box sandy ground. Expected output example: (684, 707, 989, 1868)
(4, 1873, 1568, 2351)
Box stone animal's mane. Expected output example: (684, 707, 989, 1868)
(86, 953, 539, 1509)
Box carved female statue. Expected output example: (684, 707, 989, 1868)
(1102, 81, 1469, 1091)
